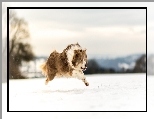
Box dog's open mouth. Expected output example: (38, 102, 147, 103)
(81, 67, 87, 71)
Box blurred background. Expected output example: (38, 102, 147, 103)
(2, 3, 153, 80)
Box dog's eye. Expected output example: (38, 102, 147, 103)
(80, 50, 82, 52)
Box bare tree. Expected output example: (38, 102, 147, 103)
(9, 10, 35, 79)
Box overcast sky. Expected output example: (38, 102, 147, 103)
(5, 2, 153, 58)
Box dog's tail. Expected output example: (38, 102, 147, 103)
(40, 62, 47, 76)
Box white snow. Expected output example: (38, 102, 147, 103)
(3, 74, 146, 111)
(2, 74, 154, 119)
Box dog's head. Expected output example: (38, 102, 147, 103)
(72, 49, 87, 71)
(66, 43, 88, 71)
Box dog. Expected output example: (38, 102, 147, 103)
(40, 43, 89, 86)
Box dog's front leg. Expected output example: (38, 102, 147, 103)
(73, 70, 89, 86)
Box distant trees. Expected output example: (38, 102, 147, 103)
(84, 54, 146, 75)
(84, 59, 115, 74)
(133, 54, 146, 73)
(9, 10, 35, 79)
(118, 54, 146, 73)
(84, 59, 102, 74)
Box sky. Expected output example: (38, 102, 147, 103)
(3, 2, 153, 58)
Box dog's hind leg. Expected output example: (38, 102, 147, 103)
(45, 73, 56, 85)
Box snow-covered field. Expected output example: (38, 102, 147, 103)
(2, 74, 154, 119)
(3, 74, 147, 111)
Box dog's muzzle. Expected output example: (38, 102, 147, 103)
(81, 67, 87, 71)
(81, 61, 87, 71)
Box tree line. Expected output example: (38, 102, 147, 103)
(84, 54, 146, 74)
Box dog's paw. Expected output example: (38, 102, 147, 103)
(45, 81, 49, 85)
(85, 82, 89, 86)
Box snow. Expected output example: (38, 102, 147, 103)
(118, 62, 135, 70)
(2, 74, 154, 119)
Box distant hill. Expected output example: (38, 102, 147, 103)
(96, 54, 143, 71)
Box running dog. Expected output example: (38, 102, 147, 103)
(40, 43, 89, 86)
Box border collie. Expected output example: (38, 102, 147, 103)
(40, 43, 89, 86)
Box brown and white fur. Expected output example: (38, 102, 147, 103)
(40, 43, 89, 86)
